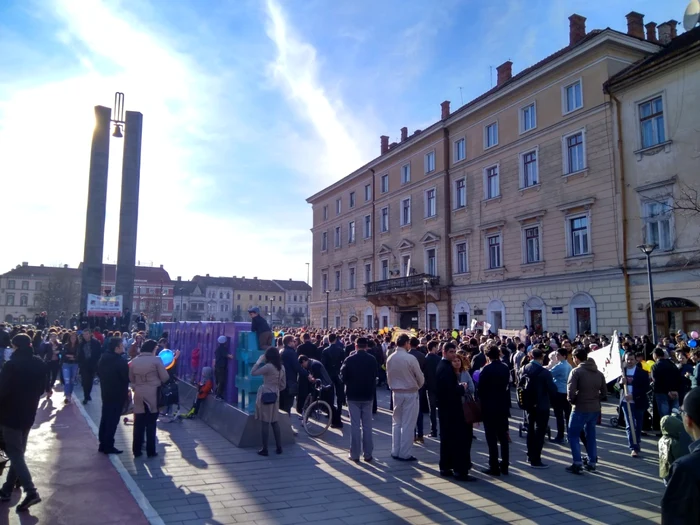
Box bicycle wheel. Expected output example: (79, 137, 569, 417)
(303, 400, 332, 437)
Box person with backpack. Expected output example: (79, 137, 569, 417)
(518, 348, 556, 469)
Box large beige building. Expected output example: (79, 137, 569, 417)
(307, 11, 691, 336)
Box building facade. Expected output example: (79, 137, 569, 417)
(172, 278, 207, 321)
(273, 279, 312, 326)
(192, 275, 235, 322)
(308, 11, 680, 336)
(606, 22, 700, 337)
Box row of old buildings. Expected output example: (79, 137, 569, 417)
(0, 263, 311, 326)
(307, 11, 700, 338)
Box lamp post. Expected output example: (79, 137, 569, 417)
(178, 287, 183, 320)
(306, 262, 310, 285)
(270, 296, 275, 326)
(325, 290, 330, 329)
(423, 277, 430, 331)
(638, 243, 658, 344)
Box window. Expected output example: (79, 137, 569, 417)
(563, 130, 586, 174)
(237, 294, 240, 300)
(485, 122, 498, 148)
(323, 205, 328, 220)
(426, 248, 437, 276)
(380, 206, 389, 233)
(455, 178, 466, 209)
(335, 316, 341, 329)
(639, 96, 665, 148)
(349, 267, 356, 289)
(643, 200, 672, 251)
(401, 197, 411, 226)
(348, 191, 356, 209)
(35, 281, 42, 291)
(380, 174, 389, 193)
(563, 79, 583, 113)
(321, 231, 328, 251)
(7, 280, 15, 290)
(334, 226, 341, 248)
(322, 273, 328, 292)
(522, 150, 538, 187)
(20, 295, 28, 306)
(569, 216, 590, 256)
(364, 184, 371, 201)
(485, 165, 500, 199)
(21, 281, 28, 290)
(425, 188, 436, 218)
(364, 215, 372, 239)
(456, 242, 468, 274)
(401, 163, 411, 184)
(334, 270, 341, 291)
(521, 103, 536, 132)
(6, 295, 14, 306)
(220, 292, 223, 299)
(364, 263, 372, 284)
(336, 198, 342, 215)
(488, 234, 502, 269)
(348, 221, 356, 244)
(424, 151, 435, 174)
(525, 226, 541, 263)
(381, 260, 389, 280)
(454, 138, 465, 162)
(401, 255, 411, 277)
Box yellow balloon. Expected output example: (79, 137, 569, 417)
(274, 331, 279, 337)
(641, 361, 651, 372)
(452, 330, 459, 339)
(646, 360, 655, 369)
(410, 328, 417, 333)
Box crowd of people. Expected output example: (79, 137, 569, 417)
(1, 311, 699, 522)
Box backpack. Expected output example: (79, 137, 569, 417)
(517, 366, 543, 411)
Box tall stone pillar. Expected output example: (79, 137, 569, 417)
(115, 111, 143, 320)
(80, 106, 112, 312)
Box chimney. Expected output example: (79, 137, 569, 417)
(64, 264, 68, 269)
(658, 22, 672, 45)
(569, 14, 587, 46)
(380, 135, 389, 155)
(400, 127, 408, 142)
(159, 264, 163, 269)
(206, 273, 210, 277)
(626, 11, 645, 39)
(440, 100, 450, 120)
(496, 61, 513, 86)
(668, 20, 678, 39)
(22, 262, 28, 267)
(645, 22, 658, 43)
(177, 276, 181, 281)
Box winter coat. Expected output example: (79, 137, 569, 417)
(567, 359, 607, 413)
(98, 350, 130, 406)
(658, 415, 688, 480)
(0, 348, 46, 429)
(251, 358, 286, 423)
(129, 353, 169, 414)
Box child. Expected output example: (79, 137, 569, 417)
(190, 347, 201, 383)
(658, 414, 688, 484)
(184, 367, 213, 419)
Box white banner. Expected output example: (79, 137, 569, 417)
(86, 294, 123, 317)
(470, 319, 492, 333)
(588, 331, 623, 383)
(498, 329, 527, 339)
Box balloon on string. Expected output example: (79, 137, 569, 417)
(689, 339, 698, 348)
(472, 370, 481, 383)
(691, 330, 699, 340)
(452, 330, 459, 339)
(641, 360, 652, 372)
(159, 349, 174, 369)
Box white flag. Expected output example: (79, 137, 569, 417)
(589, 332, 623, 383)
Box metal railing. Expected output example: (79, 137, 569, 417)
(365, 273, 440, 295)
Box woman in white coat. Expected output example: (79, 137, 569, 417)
(251, 346, 286, 456)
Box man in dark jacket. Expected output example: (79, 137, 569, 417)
(340, 337, 377, 462)
(248, 307, 272, 349)
(299, 356, 339, 426)
(435, 342, 475, 482)
(409, 337, 427, 444)
(280, 335, 307, 415)
(78, 330, 102, 404)
(478, 345, 511, 475)
(322, 334, 346, 428)
(661, 386, 700, 525)
(97, 337, 130, 454)
(424, 341, 441, 438)
(652, 347, 683, 419)
(213, 336, 232, 399)
(521, 348, 557, 469)
(619, 350, 650, 457)
(297, 333, 321, 361)
(0, 334, 46, 511)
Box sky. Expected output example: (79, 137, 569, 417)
(0, 0, 688, 282)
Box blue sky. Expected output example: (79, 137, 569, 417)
(0, 0, 687, 282)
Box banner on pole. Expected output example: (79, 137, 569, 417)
(470, 319, 492, 333)
(588, 331, 623, 383)
(86, 294, 123, 317)
(498, 329, 528, 339)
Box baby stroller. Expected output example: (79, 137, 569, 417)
(609, 387, 653, 431)
(159, 378, 181, 422)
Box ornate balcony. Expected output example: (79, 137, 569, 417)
(364, 273, 441, 307)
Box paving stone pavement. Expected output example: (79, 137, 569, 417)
(79, 385, 662, 525)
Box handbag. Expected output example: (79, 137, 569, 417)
(261, 368, 280, 404)
(463, 393, 482, 424)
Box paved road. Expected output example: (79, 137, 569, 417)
(77, 384, 662, 525)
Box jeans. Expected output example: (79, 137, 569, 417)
(391, 392, 419, 459)
(526, 410, 549, 464)
(483, 416, 509, 469)
(99, 401, 123, 451)
(415, 411, 424, 438)
(62, 363, 79, 398)
(655, 393, 679, 419)
(348, 400, 374, 460)
(621, 402, 644, 452)
(552, 392, 571, 440)
(133, 405, 158, 456)
(0, 426, 35, 494)
(428, 391, 438, 435)
(215, 367, 227, 398)
(568, 411, 599, 465)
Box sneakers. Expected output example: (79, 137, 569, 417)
(530, 462, 549, 469)
(631, 450, 640, 458)
(566, 464, 584, 475)
(414, 436, 424, 445)
(584, 463, 597, 472)
(16, 491, 41, 512)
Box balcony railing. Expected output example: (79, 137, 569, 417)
(365, 273, 440, 295)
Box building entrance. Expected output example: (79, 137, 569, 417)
(399, 311, 419, 330)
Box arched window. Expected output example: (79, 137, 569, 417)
(569, 292, 597, 336)
(453, 301, 470, 329)
(487, 299, 506, 333)
(364, 307, 373, 329)
(524, 296, 546, 334)
(379, 306, 391, 328)
(427, 302, 440, 330)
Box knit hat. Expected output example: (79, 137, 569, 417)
(217, 336, 227, 344)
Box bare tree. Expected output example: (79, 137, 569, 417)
(673, 183, 700, 216)
(35, 274, 80, 323)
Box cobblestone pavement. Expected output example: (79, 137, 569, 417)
(79, 385, 662, 525)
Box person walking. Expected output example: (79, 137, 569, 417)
(77, 329, 102, 404)
(436, 342, 475, 481)
(408, 337, 428, 444)
(322, 333, 346, 429)
(424, 340, 441, 438)
(280, 335, 306, 415)
(520, 348, 557, 469)
(566, 348, 607, 474)
(478, 344, 511, 476)
(39, 331, 62, 399)
(61, 331, 80, 403)
(387, 334, 424, 462)
(251, 347, 286, 456)
(619, 350, 650, 458)
(97, 337, 130, 455)
(129, 340, 169, 458)
(213, 336, 232, 400)
(340, 337, 377, 463)
(550, 347, 573, 443)
(0, 334, 46, 512)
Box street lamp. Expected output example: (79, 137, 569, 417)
(638, 243, 658, 344)
(325, 290, 330, 329)
(423, 277, 430, 331)
(270, 296, 275, 326)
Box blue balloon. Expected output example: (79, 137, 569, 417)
(159, 349, 174, 367)
(689, 339, 698, 348)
